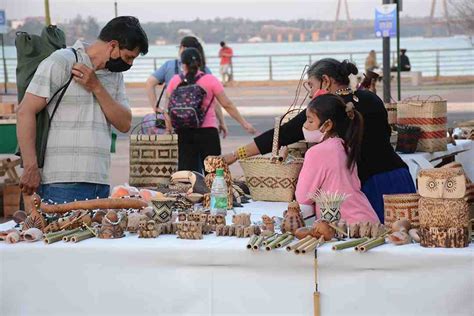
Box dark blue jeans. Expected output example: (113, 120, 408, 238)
(39, 182, 110, 204)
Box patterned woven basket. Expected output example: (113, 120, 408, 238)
(129, 121, 178, 188)
(385, 102, 397, 126)
(383, 193, 420, 228)
(240, 115, 304, 202)
(397, 95, 447, 152)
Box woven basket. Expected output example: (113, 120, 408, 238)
(129, 121, 178, 188)
(385, 102, 397, 126)
(383, 193, 420, 228)
(397, 95, 447, 152)
(395, 125, 422, 154)
(240, 115, 304, 202)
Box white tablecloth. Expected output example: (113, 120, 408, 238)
(400, 139, 474, 183)
(1, 202, 473, 316)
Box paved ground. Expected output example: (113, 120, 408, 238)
(1, 81, 473, 187)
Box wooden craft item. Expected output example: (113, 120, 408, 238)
(22, 228, 43, 242)
(265, 233, 291, 251)
(311, 221, 335, 241)
(332, 237, 369, 251)
(23, 201, 46, 232)
(294, 237, 317, 254)
(0, 229, 19, 241)
(215, 214, 226, 226)
(31, 194, 148, 214)
(358, 236, 386, 252)
(177, 221, 203, 239)
(418, 168, 466, 199)
(235, 225, 245, 237)
(387, 228, 412, 245)
(295, 227, 312, 240)
(6, 230, 21, 244)
(252, 235, 266, 250)
(127, 213, 149, 233)
(97, 210, 126, 239)
(419, 197, 469, 228)
(261, 215, 275, 233)
(243, 225, 260, 238)
(358, 222, 372, 238)
(232, 213, 251, 227)
(281, 201, 305, 234)
(349, 223, 360, 238)
(12, 210, 27, 224)
(408, 228, 421, 243)
(420, 227, 470, 248)
(138, 220, 161, 238)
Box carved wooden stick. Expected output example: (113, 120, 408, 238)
(32, 194, 148, 214)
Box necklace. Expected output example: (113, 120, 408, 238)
(335, 87, 359, 103)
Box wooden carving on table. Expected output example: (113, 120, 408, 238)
(418, 168, 470, 248)
(138, 220, 161, 238)
(232, 213, 251, 227)
(97, 210, 127, 239)
(281, 201, 305, 234)
(23, 195, 46, 232)
(177, 221, 203, 239)
(31, 194, 148, 214)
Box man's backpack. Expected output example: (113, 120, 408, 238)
(15, 25, 77, 168)
(168, 73, 213, 130)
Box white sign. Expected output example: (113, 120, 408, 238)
(0, 10, 6, 34)
(374, 4, 397, 38)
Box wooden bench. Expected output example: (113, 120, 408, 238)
(391, 71, 422, 86)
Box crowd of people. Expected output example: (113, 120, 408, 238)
(17, 16, 416, 226)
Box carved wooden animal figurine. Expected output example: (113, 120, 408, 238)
(207, 215, 217, 230)
(232, 213, 251, 227)
(215, 224, 226, 236)
(138, 220, 161, 238)
(358, 222, 372, 238)
(215, 214, 226, 226)
(370, 223, 386, 238)
(97, 210, 126, 239)
(235, 225, 245, 238)
(261, 215, 275, 233)
(349, 223, 360, 238)
(228, 225, 236, 236)
(311, 221, 335, 241)
(243, 225, 261, 238)
(178, 212, 188, 222)
(127, 213, 148, 233)
(335, 219, 347, 239)
(418, 168, 466, 199)
(281, 201, 305, 234)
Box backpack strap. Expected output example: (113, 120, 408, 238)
(174, 59, 179, 74)
(49, 48, 78, 123)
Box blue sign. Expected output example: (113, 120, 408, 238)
(375, 4, 397, 38)
(0, 10, 6, 34)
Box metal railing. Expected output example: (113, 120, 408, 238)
(1, 47, 472, 85)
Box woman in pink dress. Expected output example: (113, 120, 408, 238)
(295, 94, 379, 224)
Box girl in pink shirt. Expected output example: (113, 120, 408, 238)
(165, 47, 256, 172)
(295, 94, 379, 224)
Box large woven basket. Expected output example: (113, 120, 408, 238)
(397, 95, 447, 152)
(383, 193, 420, 228)
(240, 116, 304, 202)
(129, 121, 178, 188)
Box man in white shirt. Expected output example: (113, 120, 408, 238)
(17, 16, 148, 203)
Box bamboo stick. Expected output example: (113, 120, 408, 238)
(277, 234, 294, 248)
(44, 228, 82, 244)
(359, 237, 386, 252)
(252, 235, 265, 250)
(332, 237, 369, 250)
(300, 238, 319, 254)
(286, 235, 313, 252)
(246, 235, 258, 249)
(354, 237, 376, 251)
(279, 236, 295, 249)
(327, 223, 348, 237)
(265, 234, 290, 251)
(71, 230, 95, 243)
(295, 237, 317, 255)
(262, 233, 278, 246)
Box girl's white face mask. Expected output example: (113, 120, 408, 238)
(302, 120, 327, 143)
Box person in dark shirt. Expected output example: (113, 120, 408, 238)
(391, 48, 411, 72)
(223, 58, 416, 222)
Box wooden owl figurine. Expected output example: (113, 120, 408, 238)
(281, 201, 305, 234)
(418, 168, 466, 199)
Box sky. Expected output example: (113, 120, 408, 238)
(2, 0, 451, 23)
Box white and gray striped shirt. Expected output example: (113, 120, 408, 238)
(26, 40, 129, 185)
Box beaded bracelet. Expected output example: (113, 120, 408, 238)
(237, 146, 248, 160)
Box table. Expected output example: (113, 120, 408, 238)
(1, 201, 473, 316)
(400, 139, 474, 183)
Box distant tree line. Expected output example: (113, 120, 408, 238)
(4, 14, 468, 47)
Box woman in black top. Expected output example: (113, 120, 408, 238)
(224, 58, 416, 223)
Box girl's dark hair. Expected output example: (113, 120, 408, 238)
(181, 47, 203, 84)
(99, 16, 148, 55)
(307, 58, 358, 85)
(180, 36, 207, 71)
(307, 94, 364, 170)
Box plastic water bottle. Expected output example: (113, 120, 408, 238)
(210, 168, 228, 215)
